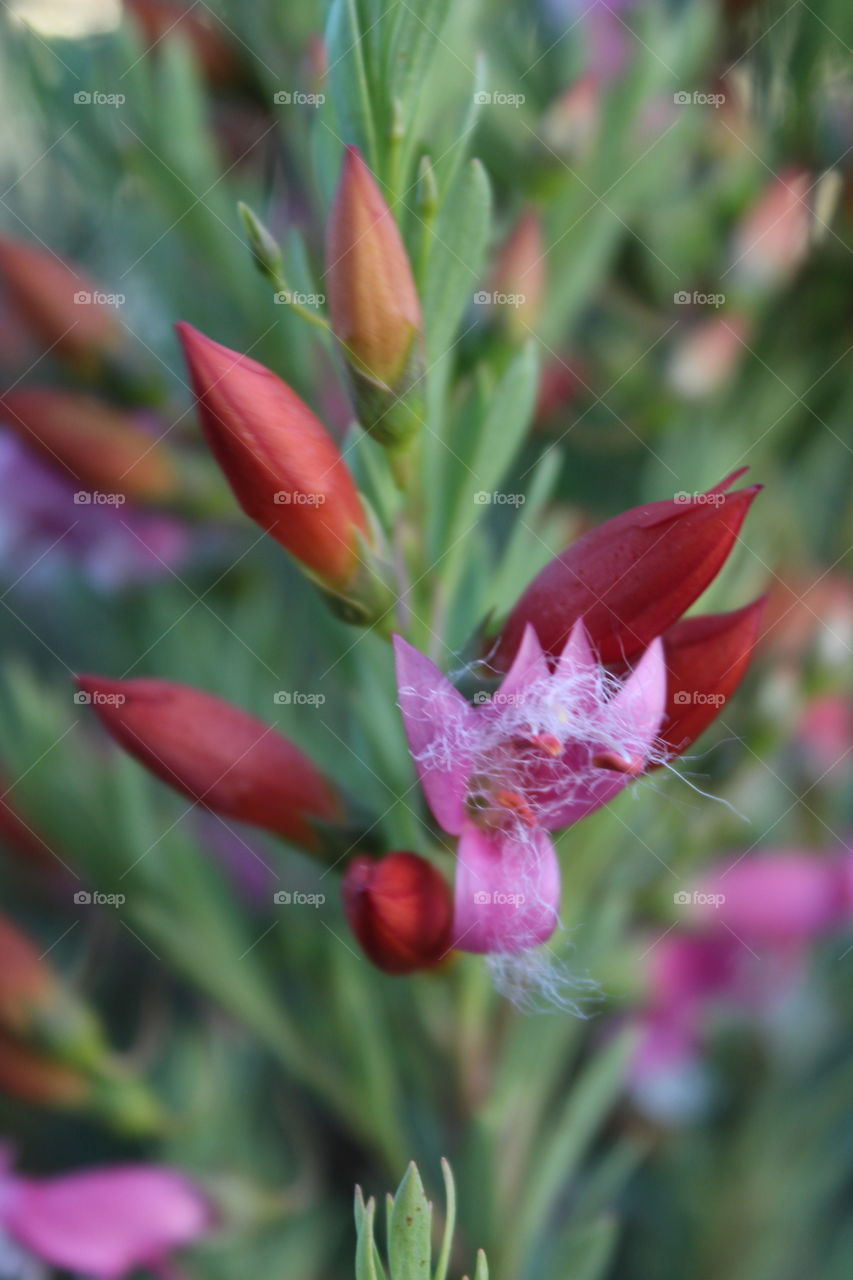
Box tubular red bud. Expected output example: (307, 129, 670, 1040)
(492, 470, 762, 668)
(342, 851, 453, 975)
(326, 147, 422, 391)
(0, 1032, 89, 1108)
(0, 915, 60, 1036)
(0, 236, 120, 367)
(658, 596, 766, 758)
(0, 389, 178, 504)
(75, 676, 341, 850)
(176, 323, 369, 590)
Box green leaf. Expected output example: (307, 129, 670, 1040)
(356, 1194, 386, 1280)
(388, 1162, 432, 1280)
(432, 1158, 456, 1280)
(545, 1217, 618, 1280)
(422, 157, 492, 371)
(472, 1250, 489, 1280)
(325, 0, 380, 168)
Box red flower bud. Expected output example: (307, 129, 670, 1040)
(125, 0, 241, 84)
(0, 236, 120, 368)
(176, 323, 369, 591)
(75, 676, 342, 850)
(0, 1032, 88, 1108)
(326, 147, 422, 392)
(342, 851, 453, 975)
(659, 596, 766, 758)
(0, 389, 178, 504)
(492, 470, 762, 668)
(0, 915, 60, 1036)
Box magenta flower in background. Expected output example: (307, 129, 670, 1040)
(394, 621, 666, 953)
(628, 848, 853, 1121)
(0, 435, 188, 591)
(0, 1149, 212, 1279)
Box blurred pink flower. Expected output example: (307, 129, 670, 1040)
(0, 1150, 212, 1279)
(0, 434, 188, 591)
(394, 621, 665, 952)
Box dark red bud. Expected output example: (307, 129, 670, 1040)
(342, 851, 453, 975)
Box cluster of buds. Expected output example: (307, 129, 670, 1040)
(0, 914, 164, 1132)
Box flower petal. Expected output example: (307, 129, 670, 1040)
(494, 623, 550, 705)
(393, 636, 477, 835)
(452, 823, 560, 953)
(6, 1167, 210, 1280)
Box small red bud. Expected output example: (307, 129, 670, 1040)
(342, 851, 453, 975)
(0, 389, 178, 504)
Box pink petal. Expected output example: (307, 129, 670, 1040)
(696, 851, 844, 944)
(393, 636, 477, 835)
(494, 623, 550, 704)
(554, 617, 598, 689)
(452, 823, 560, 953)
(546, 637, 667, 829)
(6, 1167, 211, 1280)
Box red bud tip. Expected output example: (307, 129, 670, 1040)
(176, 323, 369, 589)
(0, 915, 59, 1035)
(492, 472, 762, 668)
(342, 851, 453, 975)
(75, 675, 341, 849)
(658, 595, 767, 759)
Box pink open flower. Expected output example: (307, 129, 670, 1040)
(394, 621, 666, 953)
(0, 1150, 212, 1279)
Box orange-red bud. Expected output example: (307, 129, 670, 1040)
(0, 1032, 89, 1108)
(326, 149, 423, 451)
(177, 322, 372, 591)
(0, 389, 178, 504)
(342, 851, 453, 975)
(0, 914, 60, 1036)
(0, 236, 120, 368)
(491, 210, 545, 336)
(76, 675, 342, 850)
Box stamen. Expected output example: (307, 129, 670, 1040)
(526, 733, 564, 757)
(592, 750, 644, 776)
(494, 788, 537, 826)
